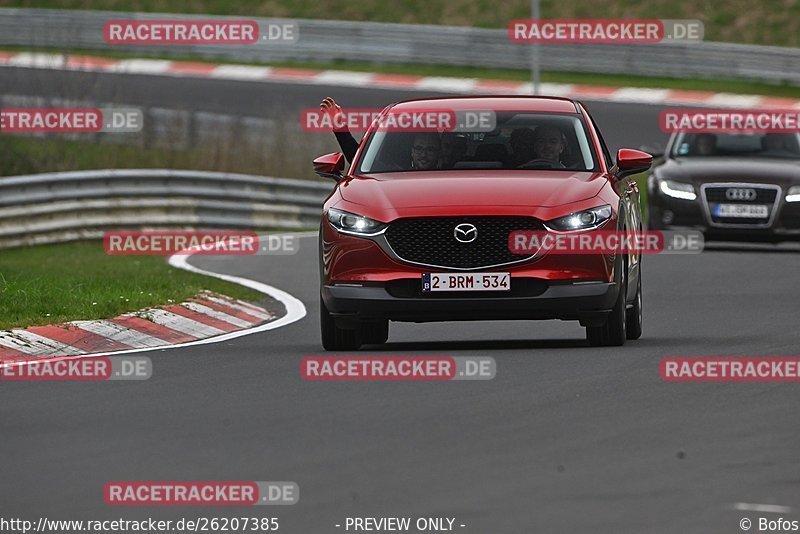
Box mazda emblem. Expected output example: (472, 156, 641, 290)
(454, 223, 478, 243)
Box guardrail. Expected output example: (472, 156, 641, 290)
(0, 169, 332, 249)
(0, 8, 798, 85)
(0, 93, 287, 151)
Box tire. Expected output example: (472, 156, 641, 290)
(585, 323, 607, 346)
(586, 257, 627, 347)
(320, 296, 362, 351)
(362, 320, 389, 345)
(626, 269, 643, 340)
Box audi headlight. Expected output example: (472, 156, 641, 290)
(786, 186, 800, 203)
(545, 205, 612, 232)
(327, 208, 387, 235)
(659, 180, 697, 201)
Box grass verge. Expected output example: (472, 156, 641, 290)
(0, 241, 265, 329)
(0, 136, 217, 177)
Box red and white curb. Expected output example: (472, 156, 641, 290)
(1, 51, 798, 109)
(0, 291, 274, 363)
(0, 233, 310, 369)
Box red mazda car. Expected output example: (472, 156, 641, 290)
(314, 96, 652, 350)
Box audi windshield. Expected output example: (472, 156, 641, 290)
(671, 132, 800, 159)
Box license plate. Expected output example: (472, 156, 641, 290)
(714, 204, 769, 218)
(422, 272, 510, 292)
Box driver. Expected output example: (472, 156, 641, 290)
(518, 125, 566, 168)
(692, 133, 717, 156)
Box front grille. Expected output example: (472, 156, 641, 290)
(384, 216, 542, 269)
(703, 184, 780, 227)
(704, 186, 777, 204)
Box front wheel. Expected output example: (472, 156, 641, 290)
(320, 296, 362, 351)
(626, 269, 643, 340)
(362, 320, 389, 345)
(586, 260, 627, 347)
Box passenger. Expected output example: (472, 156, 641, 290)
(321, 97, 441, 171)
(320, 96, 359, 164)
(410, 133, 441, 170)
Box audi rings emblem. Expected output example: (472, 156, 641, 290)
(726, 188, 757, 201)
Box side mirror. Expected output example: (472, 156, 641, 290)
(616, 148, 653, 180)
(313, 152, 345, 181)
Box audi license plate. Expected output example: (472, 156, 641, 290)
(422, 272, 510, 292)
(714, 204, 769, 218)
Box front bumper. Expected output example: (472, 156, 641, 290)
(322, 279, 618, 325)
(650, 188, 800, 241)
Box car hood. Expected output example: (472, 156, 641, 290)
(655, 158, 800, 186)
(338, 170, 607, 211)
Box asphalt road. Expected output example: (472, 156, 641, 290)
(1, 68, 799, 533)
(0, 66, 665, 154)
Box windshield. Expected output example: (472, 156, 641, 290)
(356, 112, 599, 173)
(671, 132, 800, 159)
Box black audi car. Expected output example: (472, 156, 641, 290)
(647, 132, 800, 240)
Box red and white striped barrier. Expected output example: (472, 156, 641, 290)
(0, 291, 274, 363)
(1, 51, 798, 109)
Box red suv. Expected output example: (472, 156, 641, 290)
(314, 96, 652, 350)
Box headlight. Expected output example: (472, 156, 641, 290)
(327, 208, 387, 235)
(659, 180, 697, 201)
(545, 205, 612, 232)
(786, 186, 800, 203)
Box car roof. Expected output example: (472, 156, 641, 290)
(388, 95, 580, 114)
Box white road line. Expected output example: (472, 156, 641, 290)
(315, 70, 375, 86)
(511, 82, 574, 96)
(706, 93, 764, 108)
(111, 59, 173, 74)
(71, 320, 167, 348)
(611, 88, 672, 103)
(201, 296, 274, 320)
(415, 76, 477, 93)
(181, 302, 253, 328)
(212, 65, 272, 79)
(144, 309, 226, 338)
(7, 52, 66, 69)
(733, 502, 793, 514)
(1, 330, 84, 356)
(539, 83, 575, 96)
